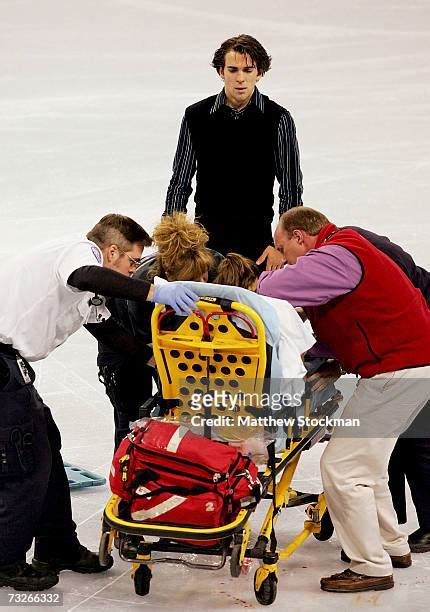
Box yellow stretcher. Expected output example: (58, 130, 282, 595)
(99, 297, 341, 605)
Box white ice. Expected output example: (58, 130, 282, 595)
(1, 0, 430, 609)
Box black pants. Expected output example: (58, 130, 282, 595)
(99, 358, 154, 450)
(206, 222, 274, 261)
(388, 400, 430, 530)
(0, 349, 79, 566)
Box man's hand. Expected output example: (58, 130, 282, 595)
(256, 246, 285, 271)
(152, 283, 199, 315)
(305, 360, 343, 392)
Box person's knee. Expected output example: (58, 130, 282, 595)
(320, 442, 355, 492)
(320, 448, 340, 490)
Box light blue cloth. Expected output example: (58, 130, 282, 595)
(171, 282, 304, 449)
(171, 281, 283, 380)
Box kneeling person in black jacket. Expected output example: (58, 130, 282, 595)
(88, 213, 223, 450)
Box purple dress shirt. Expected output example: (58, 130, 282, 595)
(257, 245, 363, 358)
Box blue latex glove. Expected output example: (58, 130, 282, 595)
(152, 283, 199, 315)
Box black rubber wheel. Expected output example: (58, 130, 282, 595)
(98, 531, 111, 567)
(134, 565, 152, 596)
(313, 509, 334, 541)
(254, 570, 278, 605)
(230, 543, 242, 578)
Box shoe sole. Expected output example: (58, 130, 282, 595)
(32, 557, 113, 574)
(0, 578, 59, 591)
(321, 582, 394, 593)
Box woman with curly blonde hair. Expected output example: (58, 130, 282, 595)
(94, 213, 221, 448)
(148, 213, 214, 282)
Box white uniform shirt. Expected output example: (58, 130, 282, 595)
(0, 238, 103, 361)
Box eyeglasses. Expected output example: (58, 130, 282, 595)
(118, 248, 144, 269)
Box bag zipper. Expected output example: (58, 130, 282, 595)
(138, 458, 224, 488)
(131, 441, 229, 482)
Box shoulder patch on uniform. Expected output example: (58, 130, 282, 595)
(91, 246, 102, 264)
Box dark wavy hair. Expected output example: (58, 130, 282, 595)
(211, 34, 271, 76)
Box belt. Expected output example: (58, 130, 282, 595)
(0, 343, 34, 384)
(0, 343, 18, 356)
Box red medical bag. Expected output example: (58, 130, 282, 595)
(110, 419, 260, 529)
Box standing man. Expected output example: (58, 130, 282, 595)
(165, 34, 303, 268)
(0, 214, 198, 592)
(346, 226, 430, 553)
(256, 207, 430, 592)
(306, 225, 430, 555)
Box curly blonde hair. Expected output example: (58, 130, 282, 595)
(149, 213, 213, 281)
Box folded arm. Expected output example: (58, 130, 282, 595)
(257, 245, 362, 307)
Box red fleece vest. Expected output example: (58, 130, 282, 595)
(305, 224, 430, 377)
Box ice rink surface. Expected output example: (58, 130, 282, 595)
(1, 0, 430, 609)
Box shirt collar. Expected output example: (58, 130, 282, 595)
(315, 223, 340, 248)
(210, 87, 265, 114)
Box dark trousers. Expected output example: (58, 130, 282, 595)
(206, 221, 274, 262)
(388, 400, 430, 530)
(99, 358, 154, 450)
(0, 349, 79, 566)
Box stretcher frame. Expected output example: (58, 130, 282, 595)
(99, 298, 341, 605)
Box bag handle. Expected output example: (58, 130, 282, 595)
(126, 468, 159, 491)
(134, 483, 209, 499)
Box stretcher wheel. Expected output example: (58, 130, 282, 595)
(230, 543, 242, 577)
(313, 509, 334, 541)
(134, 564, 152, 596)
(254, 568, 277, 605)
(98, 531, 111, 567)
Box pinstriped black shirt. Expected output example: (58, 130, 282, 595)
(165, 88, 303, 216)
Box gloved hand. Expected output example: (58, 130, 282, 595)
(152, 283, 199, 315)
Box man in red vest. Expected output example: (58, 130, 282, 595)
(257, 207, 430, 593)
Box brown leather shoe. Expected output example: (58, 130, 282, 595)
(390, 553, 411, 568)
(341, 549, 411, 568)
(321, 569, 394, 592)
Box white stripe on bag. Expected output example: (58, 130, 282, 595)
(131, 495, 186, 520)
(166, 426, 188, 453)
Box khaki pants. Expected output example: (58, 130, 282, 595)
(320, 366, 430, 576)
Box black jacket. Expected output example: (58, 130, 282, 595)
(347, 226, 430, 305)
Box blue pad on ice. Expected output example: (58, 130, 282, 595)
(64, 462, 106, 489)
